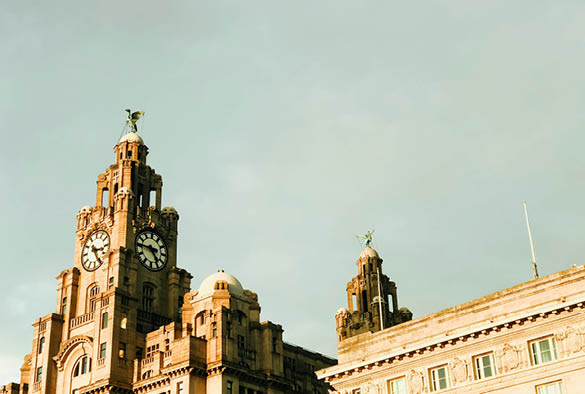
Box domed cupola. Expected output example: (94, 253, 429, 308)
(196, 270, 245, 299)
(114, 131, 148, 165)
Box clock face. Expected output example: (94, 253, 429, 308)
(135, 231, 168, 271)
(81, 230, 110, 271)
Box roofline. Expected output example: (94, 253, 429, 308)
(283, 341, 338, 363)
(318, 265, 585, 379)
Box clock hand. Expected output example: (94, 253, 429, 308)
(141, 245, 156, 261)
(91, 245, 103, 262)
(145, 244, 159, 255)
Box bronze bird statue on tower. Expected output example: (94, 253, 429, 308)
(357, 230, 375, 247)
(125, 109, 145, 132)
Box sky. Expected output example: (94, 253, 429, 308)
(2, 0, 585, 384)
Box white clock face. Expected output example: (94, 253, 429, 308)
(81, 230, 110, 271)
(135, 231, 168, 271)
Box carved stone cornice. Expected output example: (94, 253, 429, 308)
(322, 300, 585, 383)
(80, 380, 132, 394)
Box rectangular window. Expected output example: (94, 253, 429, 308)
(102, 311, 108, 329)
(62, 297, 67, 314)
(272, 337, 277, 352)
(430, 365, 450, 391)
(226, 381, 233, 394)
(36, 366, 42, 382)
(530, 337, 558, 365)
(536, 381, 564, 394)
(177, 382, 184, 394)
(119, 342, 126, 359)
(238, 335, 245, 350)
(474, 353, 495, 380)
(142, 297, 153, 311)
(387, 377, 407, 394)
(100, 342, 106, 359)
(212, 322, 217, 338)
(109, 276, 114, 289)
(239, 386, 246, 394)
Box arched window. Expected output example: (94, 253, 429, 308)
(101, 188, 109, 207)
(88, 285, 100, 313)
(137, 183, 144, 208)
(90, 285, 100, 298)
(73, 356, 91, 377)
(38, 337, 45, 354)
(142, 283, 155, 312)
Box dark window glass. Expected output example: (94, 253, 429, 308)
(102, 312, 108, 329)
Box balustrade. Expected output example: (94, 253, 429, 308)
(70, 312, 94, 329)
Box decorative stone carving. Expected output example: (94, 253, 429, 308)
(53, 335, 93, 372)
(374, 381, 384, 394)
(449, 357, 469, 384)
(497, 343, 522, 373)
(557, 326, 584, 356)
(362, 381, 375, 394)
(407, 369, 424, 394)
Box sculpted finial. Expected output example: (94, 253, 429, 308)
(357, 230, 375, 246)
(125, 109, 145, 132)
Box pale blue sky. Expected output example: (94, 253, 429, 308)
(2, 0, 585, 383)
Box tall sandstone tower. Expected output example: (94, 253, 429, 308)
(21, 131, 192, 393)
(7, 128, 336, 394)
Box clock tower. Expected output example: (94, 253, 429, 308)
(24, 130, 193, 393)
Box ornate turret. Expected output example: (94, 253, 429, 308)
(94, 130, 162, 216)
(335, 243, 412, 343)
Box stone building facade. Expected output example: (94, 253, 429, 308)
(317, 246, 585, 394)
(2, 131, 335, 394)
